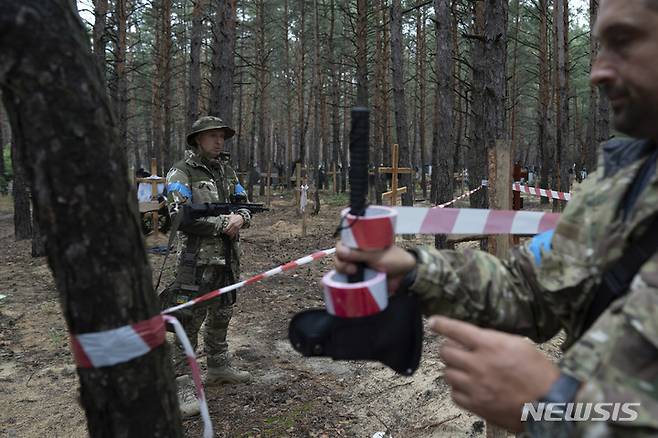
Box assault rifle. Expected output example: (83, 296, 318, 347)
(181, 202, 269, 225)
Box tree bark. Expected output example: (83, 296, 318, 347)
(390, 0, 412, 206)
(0, 1, 181, 435)
(92, 0, 108, 87)
(284, 0, 294, 184)
(0, 98, 7, 194)
(417, 6, 428, 201)
(356, 0, 369, 107)
(432, 0, 455, 248)
(468, 0, 487, 209)
(554, 0, 570, 206)
(161, 0, 173, 172)
(209, 0, 237, 139)
(187, 0, 206, 131)
(537, 0, 552, 203)
(11, 135, 32, 240)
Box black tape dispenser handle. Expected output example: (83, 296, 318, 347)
(348, 107, 369, 283)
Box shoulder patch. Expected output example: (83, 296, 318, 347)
(529, 229, 555, 266)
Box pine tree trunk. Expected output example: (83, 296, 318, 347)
(468, 0, 487, 209)
(187, 0, 206, 131)
(255, 0, 268, 197)
(162, 0, 173, 172)
(0, 99, 7, 194)
(417, 6, 428, 201)
(11, 136, 32, 240)
(537, 0, 552, 203)
(433, 0, 455, 249)
(284, 0, 294, 183)
(92, 0, 108, 87)
(209, 0, 237, 140)
(152, 0, 164, 174)
(31, 202, 46, 258)
(585, 0, 598, 172)
(298, 0, 306, 165)
(554, 0, 570, 205)
(355, 0, 368, 107)
(390, 0, 412, 206)
(0, 1, 182, 435)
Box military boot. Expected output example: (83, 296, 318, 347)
(206, 364, 251, 385)
(176, 375, 200, 418)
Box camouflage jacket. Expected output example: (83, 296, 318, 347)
(166, 150, 251, 276)
(409, 138, 658, 435)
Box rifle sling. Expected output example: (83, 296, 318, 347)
(582, 214, 658, 333)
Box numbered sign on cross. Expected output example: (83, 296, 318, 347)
(378, 143, 413, 206)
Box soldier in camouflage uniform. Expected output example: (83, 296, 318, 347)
(166, 116, 252, 415)
(336, 0, 658, 436)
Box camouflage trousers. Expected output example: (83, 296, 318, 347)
(172, 265, 237, 376)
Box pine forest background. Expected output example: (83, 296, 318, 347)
(0, 0, 611, 210)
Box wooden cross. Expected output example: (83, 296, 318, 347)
(136, 158, 167, 246)
(378, 144, 413, 206)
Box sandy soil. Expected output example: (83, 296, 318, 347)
(0, 191, 563, 437)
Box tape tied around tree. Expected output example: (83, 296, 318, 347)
(69, 315, 212, 438)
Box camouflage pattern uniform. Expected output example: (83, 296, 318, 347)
(166, 116, 251, 376)
(408, 138, 658, 436)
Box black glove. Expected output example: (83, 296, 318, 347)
(288, 293, 423, 376)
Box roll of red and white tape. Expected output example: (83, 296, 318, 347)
(340, 206, 397, 250)
(322, 268, 388, 318)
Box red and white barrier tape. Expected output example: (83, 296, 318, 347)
(69, 315, 213, 438)
(163, 316, 213, 438)
(437, 185, 483, 208)
(340, 206, 397, 250)
(162, 248, 337, 315)
(323, 268, 388, 317)
(513, 183, 571, 201)
(394, 207, 560, 235)
(70, 315, 165, 368)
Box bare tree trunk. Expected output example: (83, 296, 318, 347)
(433, 0, 455, 248)
(554, 0, 570, 209)
(31, 201, 45, 257)
(187, 0, 206, 130)
(284, 0, 294, 185)
(537, 0, 552, 202)
(509, 0, 521, 162)
(0, 99, 7, 194)
(152, 0, 164, 174)
(92, 0, 108, 87)
(255, 0, 268, 196)
(11, 136, 32, 240)
(355, 0, 368, 107)
(468, 0, 487, 209)
(209, 0, 237, 142)
(110, 0, 129, 161)
(417, 6, 428, 200)
(297, 0, 307, 165)
(162, 0, 173, 172)
(390, 0, 412, 206)
(0, 1, 181, 434)
(328, 0, 341, 193)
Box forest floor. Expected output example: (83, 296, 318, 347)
(0, 189, 564, 438)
